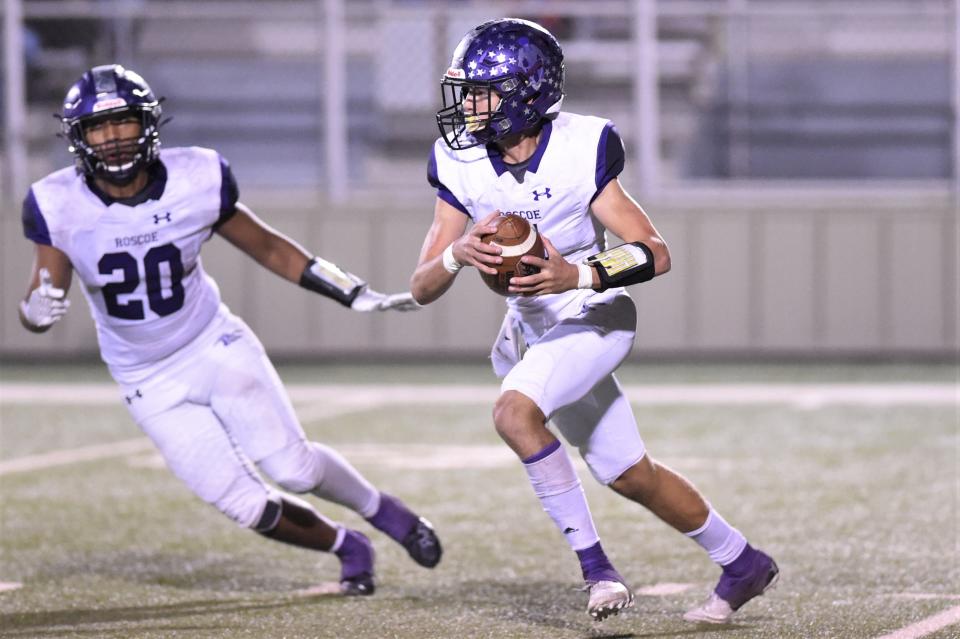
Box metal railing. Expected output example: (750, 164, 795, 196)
(3, 0, 958, 204)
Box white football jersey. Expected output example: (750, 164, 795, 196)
(429, 112, 627, 321)
(23, 147, 238, 380)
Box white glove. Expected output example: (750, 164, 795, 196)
(20, 268, 70, 328)
(350, 286, 422, 312)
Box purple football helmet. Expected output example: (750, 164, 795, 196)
(436, 18, 564, 150)
(61, 64, 163, 185)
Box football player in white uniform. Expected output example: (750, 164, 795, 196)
(411, 19, 778, 623)
(19, 64, 442, 595)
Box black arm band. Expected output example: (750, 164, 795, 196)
(299, 257, 365, 307)
(586, 241, 656, 291)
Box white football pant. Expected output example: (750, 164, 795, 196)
(492, 291, 646, 485)
(117, 308, 348, 528)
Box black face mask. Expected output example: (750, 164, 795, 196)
(65, 106, 162, 185)
(437, 78, 510, 150)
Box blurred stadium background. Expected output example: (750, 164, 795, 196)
(1, 0, 957, 361)
(1, 3, 959, 638)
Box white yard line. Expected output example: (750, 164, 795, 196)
(4, 442, 521, 476)
(120, 444, 519, 474)
(0, 582, 23, 593)
(1, 381, 955, 476)
(0, 384, 121, 404)
(295, 582, 346, 597)
(275, 383, 960, 407)
(0, 438, 153, 476)
(1, 382, 957, 407)
(635, 582, 697, 596)
(295, 401, 386, 424)
(874, 604, 960, 639)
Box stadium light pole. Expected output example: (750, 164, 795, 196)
(633, 0, 660, 198)
(727, 0, 750, 179)
(953, 0, 959, 210)
(951, 0, 960, 359)
(323, 0, 347, 203)
(3, 0, 28, 206)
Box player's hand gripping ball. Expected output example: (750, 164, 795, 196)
(479, 215, 546, 296)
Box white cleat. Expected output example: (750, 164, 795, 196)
(683, 593, 736, 624)
(685, 552, 780, 624)
(586, 580, 635, 622)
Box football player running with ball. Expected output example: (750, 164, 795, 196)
(411, 19, 777, 623)
(19, 65, 441, 595)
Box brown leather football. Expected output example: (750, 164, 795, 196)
(479, 215, 545, 296)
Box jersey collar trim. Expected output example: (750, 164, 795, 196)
(485, 119, 553, 177)
(85, 161, 168, 207)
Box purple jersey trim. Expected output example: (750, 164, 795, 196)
(486, 145, 509, 177)
(591, 122, 625, 203)
(522, 439, 562, 465)
(526, 118, 553, 173)
(21, 189, 52, 245)
(437, 188, 469, 215)
(214, 155, 239, 230)
(428, 147, 469, 215)
(486, 118, 554, 177)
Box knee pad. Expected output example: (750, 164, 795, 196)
(251, 494, 283, 532)
(258, 441, 326, 494)
(210, 476, 278, 529)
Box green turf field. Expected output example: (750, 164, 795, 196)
(0, 363, 957, 638)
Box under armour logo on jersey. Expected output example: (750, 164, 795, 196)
(532, 188, 552, 201)
(217, 329, 244, 347)
(153, 212, 173, 224)
(125, 389, 143, 404)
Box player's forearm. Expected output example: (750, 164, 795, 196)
(219, 204, 313, 283)
(254, 234, 312, 284)
(410, 257, 457, 305)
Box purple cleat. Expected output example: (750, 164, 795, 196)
(335, 529, 375, 596)
(684, 545, 779, 624)
(367, 493, 442, 568)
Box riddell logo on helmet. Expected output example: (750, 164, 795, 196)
(93, 98, 127, 112)
(445, 68, 466, 79)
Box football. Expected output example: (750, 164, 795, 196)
(479, 215, 546, 296)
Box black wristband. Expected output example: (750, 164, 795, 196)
(299, 257, 363, 307)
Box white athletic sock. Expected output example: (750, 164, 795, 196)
(309, 443, 380, 517)
(685, 507, 747, 566)
(328, 525, 347, 553)
(523, 440, 600, 551)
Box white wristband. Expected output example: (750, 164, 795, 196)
(576, 263, 594, 289)
(442, 244, 463, 274)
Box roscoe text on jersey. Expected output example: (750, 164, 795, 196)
(23, 146, 239, 376)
